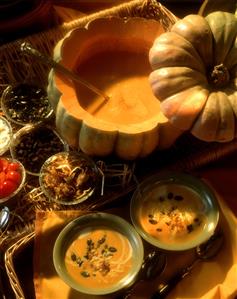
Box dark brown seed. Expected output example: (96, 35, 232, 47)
(98, 236, 106, 245)
(187, 224, 194, 233)
(71, 253, 77, 261)
(149, 219, 158, 225)
(108, 246, 117, 252)
(159, 196, 165, 202)
(81, 271, 90, 278)
(174, 195, 183, 201)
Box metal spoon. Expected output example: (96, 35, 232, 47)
(0, 206, 10, 299)
(150, 231, 224, 299)
(116, 250, 167, 299)
(20, 42, 110, 101)
(0, 206, 10, 230)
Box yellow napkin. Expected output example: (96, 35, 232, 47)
(33, 187, 237, 299)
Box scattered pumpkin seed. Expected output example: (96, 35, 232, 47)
(149, 219, 158, 225)
(81, 271, 90, 278)
(108, 246, 117, 252)
(174, 195, 183, 201)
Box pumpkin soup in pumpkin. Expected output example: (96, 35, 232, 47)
(48, 17, 183, 159)
(65, 227, 133, 289)
(73, 50, 161, 125)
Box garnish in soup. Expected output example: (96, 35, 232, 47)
(65, 227, 133, 289)
(139, 184, 206, 244)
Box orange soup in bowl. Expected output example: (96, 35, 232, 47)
(138, 183, 207, 244)
(65, 227, 132, 289)
(130, 172, 219, 251)
(53, 213, 144, 295)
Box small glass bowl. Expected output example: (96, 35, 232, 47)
(10, 124, 69, 176)
(0, 116, 12, 156)
(0, 156, 26, 205)
(39, 151, 100, 205)
(1, 83, 54, 126)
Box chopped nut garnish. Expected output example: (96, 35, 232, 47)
(145, 190, 203, 236)
(41, 152, 97, 203)
(70, 234, 118, 278)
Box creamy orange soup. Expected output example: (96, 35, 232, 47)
(139, 184, 206, 244)
(74, 50, 161, 125)
(65, 227, 133, 289)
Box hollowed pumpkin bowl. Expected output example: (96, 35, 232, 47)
(47, 16, 183, 161)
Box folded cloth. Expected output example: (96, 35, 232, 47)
(33, 183, 237, 299)
(164, 192, 237, 299)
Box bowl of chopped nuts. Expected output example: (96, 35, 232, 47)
(1, 83, 54, 126)
(39, 151, 100, 205)
(53, 212, 144, 295)
(130, 171, 220, 251)
(10, 124, 68, 176)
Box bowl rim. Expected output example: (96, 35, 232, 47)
(0, 115, 12, 156)
(53, 212, 144, 295)
(130, 171, 220, 251)
(51, 17, 169, 134)
(1, 83, 54, 127)
(9, 123, 69, 176)
(39, 150, 100, 205)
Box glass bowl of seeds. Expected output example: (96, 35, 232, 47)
(39, 151, 100, 205)
(130, 171, 220, 251)
(1, 83, 54, 126)
(10, 124, 69, 176)
(0, 116, 12, 156)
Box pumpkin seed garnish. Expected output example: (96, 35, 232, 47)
(149, 219, 158, 225)
(174, 195, 183, 201)
(108, 246, 117, 252)
(81, 271, 90, 278)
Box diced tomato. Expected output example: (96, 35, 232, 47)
(0, 172, 6, 184)
(7, 162, 20, 171)
(6, 170, 21, 185)
(0, 180, 17, 198)
(0, 158, 9, 172)
(0, 158, 22, 198)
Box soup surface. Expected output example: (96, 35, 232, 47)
(65, 227, 133, 289)
(74, 50, 161, 125)
(139, 183, 207, 244)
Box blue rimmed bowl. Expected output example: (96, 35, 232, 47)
(130, 171, 220, 251)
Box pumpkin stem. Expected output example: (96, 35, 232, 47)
(208, 63, 230, 88)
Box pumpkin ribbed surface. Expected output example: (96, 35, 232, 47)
(47, 17, 183, 160)
(149, 11, 237, 142)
